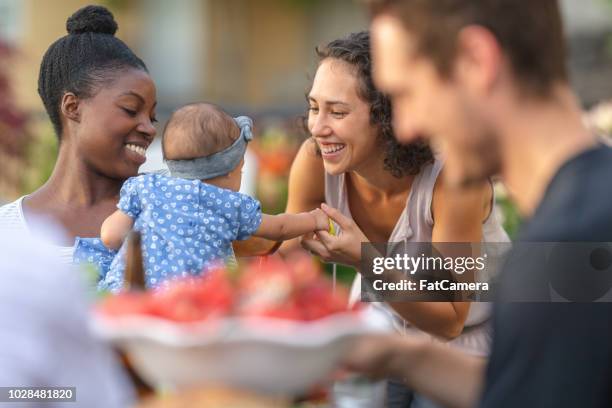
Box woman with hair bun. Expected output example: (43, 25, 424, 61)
(0, 5, 153, 406)
(0, 5, 158, 264)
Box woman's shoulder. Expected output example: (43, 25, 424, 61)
(290, 139, 325, 184)
(420, 157, 444, 185)
(406, 157, 442, 212)
(0, 196, 26, 230)
(0, 196, 23, 212)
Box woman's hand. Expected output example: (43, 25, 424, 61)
(300, 203, 368, 268)
(310, 208, 331, 232)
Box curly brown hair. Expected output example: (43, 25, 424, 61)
(306, 31, 433, 177)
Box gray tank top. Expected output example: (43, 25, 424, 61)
(324, 159, 509, 355)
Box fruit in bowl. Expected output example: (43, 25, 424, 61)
(98, 266, 235, 323)
(91, 254, 384, 395)
(236, 255, 352, 321)
(98, 255, 354, 323)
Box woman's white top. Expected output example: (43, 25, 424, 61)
(0, 196, 74, 264)
(325, 159, 510, 356)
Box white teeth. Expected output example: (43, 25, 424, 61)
(126, 144, 146, 156)
(321, 144, 345, 154)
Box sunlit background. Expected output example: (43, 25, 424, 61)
(2, 0, 612, 238)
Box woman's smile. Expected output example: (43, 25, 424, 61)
(124, 142, 148, 165)
(319, 141, 347, 161)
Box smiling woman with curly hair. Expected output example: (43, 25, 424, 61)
(282, 31, 509, 407)
(303, 31, 434, 178)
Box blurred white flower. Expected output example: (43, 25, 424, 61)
(494, 181, 508, 200)
(584, 100, 612, 144)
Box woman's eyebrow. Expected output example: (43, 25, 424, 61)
(326, 100, 350, 107)
(308, 96, 349, 107)
(118, 91, 145, 104)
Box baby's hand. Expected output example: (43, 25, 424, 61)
(310, 208, 330, 232)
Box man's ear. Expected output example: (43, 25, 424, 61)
(60, 92, 81, 123)
(455, 25, 502, 95)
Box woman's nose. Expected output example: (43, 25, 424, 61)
(309, 114, 332, 137)
(137, 118, 157, 139)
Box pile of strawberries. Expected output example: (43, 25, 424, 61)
(98, 254, 355, 323)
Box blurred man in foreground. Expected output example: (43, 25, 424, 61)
(0, 220, 133, 407)
(321, 1, 612, 407)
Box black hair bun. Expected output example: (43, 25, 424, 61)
(66, 5, 118, 36)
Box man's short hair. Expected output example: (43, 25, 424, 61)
(368, 0, 568, 97)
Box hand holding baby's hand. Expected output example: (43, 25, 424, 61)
(310, 208, 331, 232)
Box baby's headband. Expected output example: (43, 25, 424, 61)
(165, 116, 253, 180)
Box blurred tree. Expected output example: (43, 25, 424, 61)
(0, 38, 31, 201)
(21, 127, 58, 197)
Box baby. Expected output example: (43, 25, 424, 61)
(77, 103, 328, 291)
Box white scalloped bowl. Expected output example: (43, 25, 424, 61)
(90, 308, 388, 395)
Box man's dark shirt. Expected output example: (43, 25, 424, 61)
(480, 145, 612, 408)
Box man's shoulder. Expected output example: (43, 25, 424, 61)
(522, 145, 612, 241)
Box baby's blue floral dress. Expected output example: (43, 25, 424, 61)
(73, 174, 262, 292)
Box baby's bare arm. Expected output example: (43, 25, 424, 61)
(254, 209, 328, 241)
(101, 210, 135, 250)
